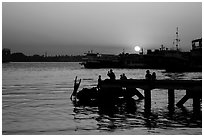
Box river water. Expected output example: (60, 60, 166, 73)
(2, 62, 202, 135)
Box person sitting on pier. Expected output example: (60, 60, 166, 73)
(120, 73, 127, 80)
(151, 72, 156, 80)
(145, 70, 151, 80)
(107, 69, 116, 80)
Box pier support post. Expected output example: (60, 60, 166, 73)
(144, 89, 151, 113)
(192, 91, 201, 115)
(168, 89, 175, 112)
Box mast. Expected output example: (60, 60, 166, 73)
(173, 27, 180, 51)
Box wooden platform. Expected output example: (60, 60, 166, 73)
(101, 79, 201, 90)
(100, 79, 202, 113)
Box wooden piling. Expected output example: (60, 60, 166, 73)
(144, 89, 151, 113)
(192, 91, 201, 114)
(168, 89, 175, 112)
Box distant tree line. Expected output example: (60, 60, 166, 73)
(2, 48, 84, 63)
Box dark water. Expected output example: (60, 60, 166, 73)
(2, 62, 202, 135)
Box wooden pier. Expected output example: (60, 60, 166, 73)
(100, 79, 202, 113)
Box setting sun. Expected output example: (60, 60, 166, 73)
(134, 46, 141, 52)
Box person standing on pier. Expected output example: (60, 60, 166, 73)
(97, 75, 102, 89)
(145, 70, 151, 80)
(107, 69, 116, 80)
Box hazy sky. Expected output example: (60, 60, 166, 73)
(2, 2, 202, 55)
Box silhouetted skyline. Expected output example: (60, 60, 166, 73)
(2, 2, 202, 55)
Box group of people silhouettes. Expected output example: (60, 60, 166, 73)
(107, 69, 116, 80)
(107, 69, 128, 80)
(145, 70, 156, 80)
(98, 69, 156, 82)
(120, 73, 127, 80)
(97, 69, 156, 89)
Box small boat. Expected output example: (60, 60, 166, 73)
(70, 77, 141, 115)
(70, 77, 144, 105)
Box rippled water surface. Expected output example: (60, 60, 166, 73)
(2, 62, 202, 135)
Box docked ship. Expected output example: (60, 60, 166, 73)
(80, 27, 201, 72)
(164, 38, 202, 72)
(80, 38, 202, 72)
(80, 51, 121, 68)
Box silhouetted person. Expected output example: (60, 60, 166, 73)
(122, 73, 127, 79)
(145, 70, 151, 80)
(120, 73, 127, 80)
(107, 69, 116, 80)
(98, 75, 102, 89)
(152, 72, 156, 80)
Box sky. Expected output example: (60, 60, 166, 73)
(2, 2, 202, 55)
